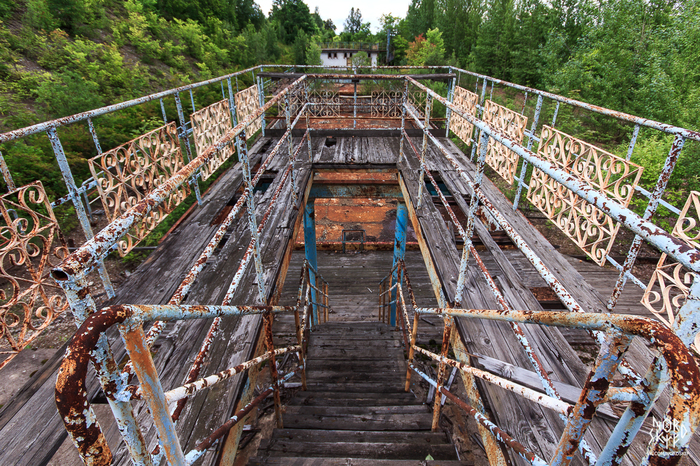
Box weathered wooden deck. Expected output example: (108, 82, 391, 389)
(0, 133, 696, 466)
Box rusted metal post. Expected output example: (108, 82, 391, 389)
(445, 71, 456, 137)
(121, 324, 186, 466)
(513, 94, 543, 210)
(353, 80, 357, 129)
(455, 130, 489, 304)
(159, 97, 168, 124)
(257, 73, 266, 136)
(263, 311, 283, 428)
(189, 89, 196, 113)
(303, 201, 319, 325)
(46, 128, 114, 298)
(552, 331, 633, 466)
(0, 151, 15, 191)
(674, 277, 700, 347)
(390, 202, 408, 327)
(607, 134, 685, 312)
(405, 306, 419, 391)
(173, 92, 202, 205)
(399, 80, 409, 163)
(227, 78, 238, 126)
(416, 94, 433, 209)
(626, 124, 640, 160)
(470, 77, 489, 162)
(551, 101, 560, 127)
(303, 84, 313, 162)
(324, 281, 329, 322)
(237, 130, 267, 303)
(293, 308, 307, 389)
(431, 315, 454, 431)
(87, 117, 102, 155)
(285, 93, 298, 204)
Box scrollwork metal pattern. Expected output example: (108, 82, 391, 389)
(482, 100, 528, 184)
(449, 87, 478, 146)
(279, 83, 306, 121)
(0, 181, 68, 368)
(308, 89, 340, 117)
(190, 99, 234, 181)
(371, 90, 402, 117)
(642, 191, 700, 352)
(408, 90, 427, 118)
(89, 122, 190, 257)
(235, 84, 262, 139)
(527, 125, 643, 266)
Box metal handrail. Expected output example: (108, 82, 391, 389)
(55, 254, 332, 465)
(393, 282, 700, 466)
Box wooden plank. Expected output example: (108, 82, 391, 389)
(398, 136, 621, 466)
(256, 440, 457, 459)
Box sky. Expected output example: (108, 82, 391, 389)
(255, 0, 410, 33)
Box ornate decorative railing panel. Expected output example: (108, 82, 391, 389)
(642, 191, 700, 352)
(449, 87, 478, 146)
(0, 181, 68, 368)
(190, 100, 235, 181)
(279, 83, 306, 121)
(482, 100, 528, 184)
(370, 90, 402, 117)
(527, 125, 643, 266)
(89, 122, 190, 256)
(408, 90, 427, 118)
(308, 89, 340, 117)
(235, 84, 262, 138)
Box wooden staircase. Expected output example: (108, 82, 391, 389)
(249, 321, 464, 465)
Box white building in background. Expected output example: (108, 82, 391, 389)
(319, 42, 385, 67)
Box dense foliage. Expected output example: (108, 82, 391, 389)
(0, 0, 698, 221)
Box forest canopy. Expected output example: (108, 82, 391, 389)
(0, 0, 697, 211)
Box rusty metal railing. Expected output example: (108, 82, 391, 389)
(55, 256, 333, 466)
(5, 67, 693, 463)
(383, 261, 700, 466)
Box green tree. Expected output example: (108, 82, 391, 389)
(343, 7, 363, 34)
(405, 0, 436, 39)
(270, 0, 317, 42)
(509, 0, 551, 86)
(306, 40, 322, 66)
(351, 50, 371, 68)
(435, 0, 483, 68)
(472, 0, 516, 79)
(406, 28, 446, 66)
(292, 29, 309, 64)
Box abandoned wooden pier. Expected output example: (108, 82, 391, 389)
(0, 67, 699, 466)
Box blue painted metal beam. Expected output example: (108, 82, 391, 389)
(303, 201, 319, 325)
(391, 202, 408, 327)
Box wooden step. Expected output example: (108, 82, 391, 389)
(250, 321, 460, 465)
(255, 440, 458, 460)
(305, 371, 403, 383)
(288, 392, 421, 407)
(248, 457, 469, 465)
(306, 359, 402, 371)
(282, 413, 433, 431)
(283, 405, 430, 416)
(270, 429, 450, 444)
(307, 349, 405, 359)
(302, 382, 407, 393)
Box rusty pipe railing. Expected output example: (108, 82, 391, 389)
(405, 77, 700, 274)
(52, 75, 308, 284)
(55, 253, 333, 465)
(55, 262, 330, 465)
(397, 295, 700, 466)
